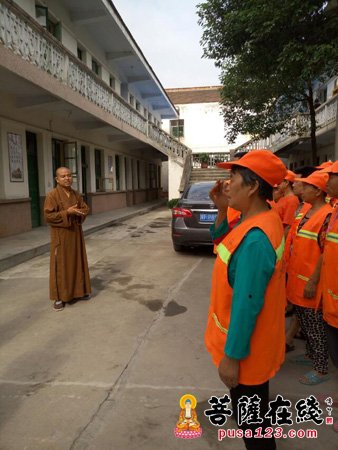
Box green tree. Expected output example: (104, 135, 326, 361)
(197, 0, 338, 164)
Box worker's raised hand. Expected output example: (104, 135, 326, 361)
(209, 180, 229, 211)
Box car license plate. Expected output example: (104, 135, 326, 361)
(200, 213, 216, 222)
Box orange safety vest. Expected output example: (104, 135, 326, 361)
(284, 203, 311, 271)
(205, 209, 286, 385)
(212, 207, 241, 254)
(286, 204, 332, 309)
(276, 194, 300, 227)
(227, 207, 240, 224)
(321, 208, 338, 328)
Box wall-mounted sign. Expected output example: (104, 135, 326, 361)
(8, 133, 24, 182)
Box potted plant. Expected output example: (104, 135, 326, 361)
(200, 153, 209, 168)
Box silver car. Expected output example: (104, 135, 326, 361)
(171, 181, 217, 251)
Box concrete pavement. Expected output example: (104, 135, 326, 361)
(0, 207, 337, 450)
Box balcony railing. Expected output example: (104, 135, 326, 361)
(192, 152, 230, 168)
(0, 0, 190, 159)
(234, 94, 337, 155)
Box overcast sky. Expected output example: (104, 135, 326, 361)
(113, 0, 220, 88)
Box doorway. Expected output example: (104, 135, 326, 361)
(52, 139, 78, 190)
(26, 132, 41, 227)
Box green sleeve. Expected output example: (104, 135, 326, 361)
(210, 219, 229, 241)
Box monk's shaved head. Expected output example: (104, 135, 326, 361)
(56, 167, 71, 176)
(55, 167, 73, 189)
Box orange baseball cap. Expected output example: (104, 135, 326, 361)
(318, 160, 338, 174)
(315, 161, 333, 169)
(285, 169, 297, 182)
(217, 149, 287, 186)
(294, 172, 329, 192)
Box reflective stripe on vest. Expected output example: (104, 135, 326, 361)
(297, 229, 318, 241)
(328, 289, 338, 300)
(216, 242, 231, 265)
(218, 237, 285, 265)
(295, 212, 305, 220)
(297, 274, 310, 282)
(276, 237, 285, 262)
(326, 232, 338, 244)
(212, 313, 228, 334)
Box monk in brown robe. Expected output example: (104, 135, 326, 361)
(44, 167, 91, 311)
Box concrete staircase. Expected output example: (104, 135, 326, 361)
(189, 167, 230, 184)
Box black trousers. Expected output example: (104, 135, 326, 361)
(230, 381, 276, 450)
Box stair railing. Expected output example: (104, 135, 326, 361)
(179, 152, 193, 193)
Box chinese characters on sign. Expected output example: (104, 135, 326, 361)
(8, 133, 24, 182)
(173, 393, 331, 441)
(204, 393, 324, 427)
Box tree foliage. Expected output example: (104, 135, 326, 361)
(197, 0, 338, 162)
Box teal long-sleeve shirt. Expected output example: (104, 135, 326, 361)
(210, 219, 276, 360)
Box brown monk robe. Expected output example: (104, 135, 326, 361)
(44, 167, 91, 309)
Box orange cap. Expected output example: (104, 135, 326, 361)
(315, 161, 333, 169)
(217, 149, 287, 187)
(318, 160, 338, 174)
(285, 169, 297, 182)
(294, 171, 329, 192)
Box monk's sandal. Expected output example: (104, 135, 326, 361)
(54, 301, 64, 311)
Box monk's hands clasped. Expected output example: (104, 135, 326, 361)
(67, 204, 85, 216)
(218, 355, 239, 389)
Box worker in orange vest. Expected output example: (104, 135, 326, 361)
(286, 171, 332, 385)
(205, 150, 287, 450)
(319, 161, 338, 363)
(318, 161, 338, 433)
(284, 201, 311, 352)
(273, 170, 300, 237)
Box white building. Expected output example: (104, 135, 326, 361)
(163, 86, 249, 155)
(0, 0, 190, 237)
(161, 86, 248, 198)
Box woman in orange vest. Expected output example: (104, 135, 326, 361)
(286, 172, 332, 385)
(205, 150, 287, 450)
(273, 170, 300, 237)
(319, 161, 338, 433)
(320, 162, 338, 364)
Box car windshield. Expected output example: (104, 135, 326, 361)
(184, 183, 214, 201)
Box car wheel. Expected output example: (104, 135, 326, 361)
(173, 243, 184, 252)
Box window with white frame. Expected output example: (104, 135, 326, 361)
(170, 119, 184, 138)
